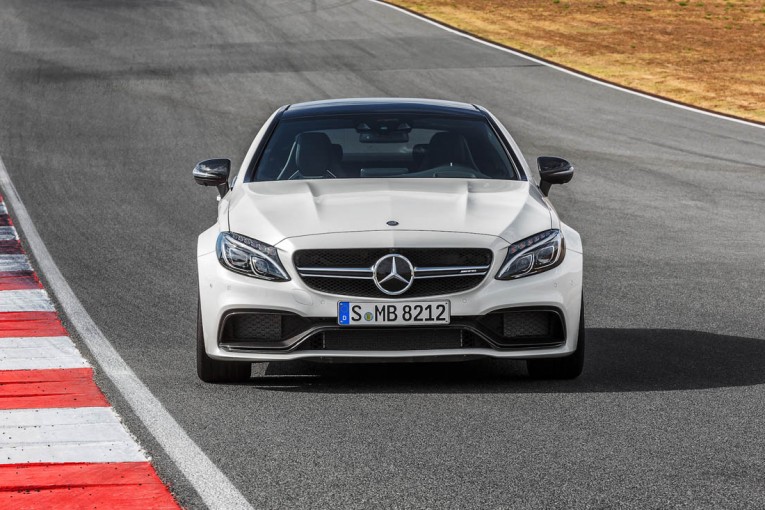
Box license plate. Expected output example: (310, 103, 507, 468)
(338, 301, 450, 326)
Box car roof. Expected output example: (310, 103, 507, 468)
(282, 98, 485, 119)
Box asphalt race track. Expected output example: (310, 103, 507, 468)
(1, 0, 764, 508)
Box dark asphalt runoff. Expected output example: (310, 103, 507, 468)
(1, 1, 764, 508)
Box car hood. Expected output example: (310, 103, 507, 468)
(226, 179, 551, 246)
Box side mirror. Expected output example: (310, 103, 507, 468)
(194, 158, 231, 198)
(537, 156, 574, 196)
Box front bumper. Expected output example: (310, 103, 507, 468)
(197, 230, 583, 362)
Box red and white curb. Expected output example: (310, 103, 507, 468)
(0, 196, 179, 508)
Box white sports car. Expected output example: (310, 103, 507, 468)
(194, 98, 583, 382)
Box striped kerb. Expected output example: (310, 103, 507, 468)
(0, 196, 179, 508)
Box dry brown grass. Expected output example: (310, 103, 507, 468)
(388, 0, 765, 123)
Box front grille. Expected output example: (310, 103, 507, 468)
(294, 248, 492, 298)
(294, 248, 491, 268)
(301, 274, 486, 298)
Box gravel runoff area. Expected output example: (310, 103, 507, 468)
(388, 0, 765, 123)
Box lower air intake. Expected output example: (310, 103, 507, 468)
(316, 329, 467, 351)
(220, 312, 316, 344)
(476, 309, 564, 346)
(227, 313, 282, 341)
(502, 311, 554, 338)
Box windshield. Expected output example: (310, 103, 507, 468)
(251, 114, 519, 181)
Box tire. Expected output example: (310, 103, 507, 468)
(196, 299, 251, 383)
(526, 297, 585, 380)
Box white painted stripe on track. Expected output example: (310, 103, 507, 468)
(0, 157, 253, 508)
(0, 336, 89, 370)
(0, 203, 6, 215)
(0, 289, 55, 312)
(0, 255, 31, 272)
(371, 0, 765, 131)
(0, 407, 146, 463)
(0, 226, 17, 240)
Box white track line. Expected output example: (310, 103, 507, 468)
(0, 336, 89, 370)
(0, 289, 55, 312)
(0, 157, 253, 509)
(0, 407, 146, 463)
(371, 0, 765, 131)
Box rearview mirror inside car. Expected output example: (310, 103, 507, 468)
(537, 156, 574, 196)
(193, 158, 231, 198)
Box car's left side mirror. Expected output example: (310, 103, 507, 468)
(193, 158, 231, 198)
(537, 156, 574, 196)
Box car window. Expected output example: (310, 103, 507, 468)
(251, 115, 519, 181)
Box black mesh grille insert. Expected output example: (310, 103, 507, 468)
(503, 311, 552, 338)
(301, 275, 486, 298)
(231, 314, 281, 340)
(294, 248, 492, 268)
(294, 248, 492, 298)
(221, 313, 315, 343)
(476, 309, 564, 345)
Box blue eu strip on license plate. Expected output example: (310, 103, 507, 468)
(338, 301, 351, 325)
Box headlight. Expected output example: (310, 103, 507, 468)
(216, 232, 290, 281)
(496, 229, 564, 280)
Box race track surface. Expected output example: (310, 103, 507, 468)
(1, 1, 764, 508)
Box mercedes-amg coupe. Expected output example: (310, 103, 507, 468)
(194, 98, 583, 382)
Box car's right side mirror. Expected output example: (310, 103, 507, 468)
(193, 158, 231, 198)
(537, 156, 574, 196)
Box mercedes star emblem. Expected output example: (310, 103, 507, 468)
(372, 254, 414, 295)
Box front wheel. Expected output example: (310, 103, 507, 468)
(526, 298, 585, 380)
(196, 300, 251, 383)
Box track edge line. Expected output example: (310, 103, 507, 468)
(0, 154, 254, 510)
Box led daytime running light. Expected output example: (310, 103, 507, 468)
(497, 229, 564, 280)
(216, 232, 290, 281)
